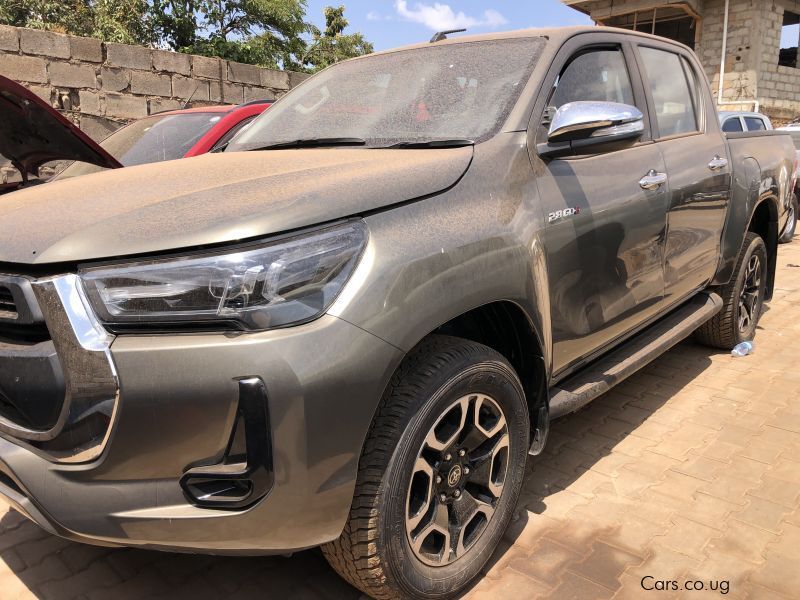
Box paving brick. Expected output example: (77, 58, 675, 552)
(568, 541, 643, 591)
(698, 474, 757, 506)
(747, 475, 800, 508)
(732, 497, 790, 534)
(20, 28, 69, 58)
(653, 515, 717, 560)
(39, 559, 120, 600)
(550, 571, 615, 599)
(508, 537, 580, 585)
(503, 512, 561, 549)
(0, 55, 47, 84)
(48, 62, 97, 88)
(706, 518, 777, 564)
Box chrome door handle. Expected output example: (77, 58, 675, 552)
(639, 170, 667, 190)
(708, 155, 729, 171)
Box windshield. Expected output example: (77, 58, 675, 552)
(228, 38, 545, 151)
(56, 112, 226, 179)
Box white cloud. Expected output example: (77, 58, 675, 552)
(367, 11, 391, 21)
(394, 1, 507, 32)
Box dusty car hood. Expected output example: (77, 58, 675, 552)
(0, 75, 122, 177)
(0, 147, 472, 264)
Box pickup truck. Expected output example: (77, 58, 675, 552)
(0, 26, 795, 600)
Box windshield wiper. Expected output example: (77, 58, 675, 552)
(247, 137, 366, 151)
(384, 139, 475, 149)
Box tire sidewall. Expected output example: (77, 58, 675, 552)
(781, 194, 798, 243)
(732, 235, 768, 344)
(379, 359, 529, 599)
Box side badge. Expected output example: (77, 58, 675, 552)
(548, 207, 581, 224)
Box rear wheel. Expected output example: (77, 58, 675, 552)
(695, 232, 767, 349)
(322, 335, 529, 599)
(779, 193, 798, 244)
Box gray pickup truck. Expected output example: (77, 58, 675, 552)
(0, 26, 795, 600)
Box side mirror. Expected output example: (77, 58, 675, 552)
(540, 101, 644, 157)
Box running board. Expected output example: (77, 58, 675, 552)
(548, 292, 722, 420)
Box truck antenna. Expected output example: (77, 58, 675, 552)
(430, 28, 466, 43)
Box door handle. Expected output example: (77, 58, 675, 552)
(639, 170, 667, 190)
(708, 155, 729, 171)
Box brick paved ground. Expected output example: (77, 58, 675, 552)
(2, 239, 800, 600)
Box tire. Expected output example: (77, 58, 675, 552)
(322, 335, 529, 599)
(695, 232, 767, 350)
(779, 193, 798, 244)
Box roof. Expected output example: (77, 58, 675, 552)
(147, 100, 273, 118)
(364, 26, 691, 58)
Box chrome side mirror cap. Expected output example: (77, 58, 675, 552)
(548, 101, 644, 144)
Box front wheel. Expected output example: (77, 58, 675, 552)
(779, 193, 798, 244)
(695, 232, 767, 349)
(322, 335, 529, 599)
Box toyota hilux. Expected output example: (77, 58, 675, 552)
(0, 27, 795, 600)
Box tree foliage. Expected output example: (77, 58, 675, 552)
(0, 0, 371, 71)
(0, 0, 153, 45)
(299, 5, 373, 71)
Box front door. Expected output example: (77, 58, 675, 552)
(636, 45, 732, 305)
(532, 43, 670, 376)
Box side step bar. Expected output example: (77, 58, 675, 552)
(548, 292, 722, 420)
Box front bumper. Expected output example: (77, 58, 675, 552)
(0, 274, 403, 554)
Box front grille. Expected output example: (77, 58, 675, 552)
(0, 286, 16, 320)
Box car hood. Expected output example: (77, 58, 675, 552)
(0, 74, 122, 177)
(0, 147, 473, 264)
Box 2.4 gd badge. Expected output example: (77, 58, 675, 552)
(548, 207, 581, 223)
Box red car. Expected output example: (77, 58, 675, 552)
(0, 73, 271, 191)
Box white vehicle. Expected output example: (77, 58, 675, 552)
(778, 121, 800, 243)
(719, 111, 774, 133)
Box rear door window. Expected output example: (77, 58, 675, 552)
(639, 47, 699, 137)
(722, 118, 744, 132)
(744, 117, 767, 131)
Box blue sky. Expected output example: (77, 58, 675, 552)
(305, 0, 592, 50)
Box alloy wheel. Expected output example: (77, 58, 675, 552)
(738, 254, 762, 333)
(405, 394, 509, 566)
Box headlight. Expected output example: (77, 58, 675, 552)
(79, 221, 367, 331)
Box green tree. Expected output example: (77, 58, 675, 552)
(151, 0, 308, 68)
(300, 5, 373, 72)
(0, 0, 152, 44)
(0, 1, 372, 71)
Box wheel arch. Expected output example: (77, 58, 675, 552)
(747, 197, 779, 301)
(404, 300, 550, 450)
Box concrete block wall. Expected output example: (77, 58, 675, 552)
(0, 25, 309, 143)
(755, 0, 800, 122)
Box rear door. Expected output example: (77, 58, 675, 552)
(531, 35, 670, 377)
(636, 44, 732, 305)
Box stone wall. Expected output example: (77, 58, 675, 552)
(0, 24, 308, 143)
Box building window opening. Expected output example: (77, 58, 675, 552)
(780, 11, 800, 68)
(603, 7, 698, 49)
